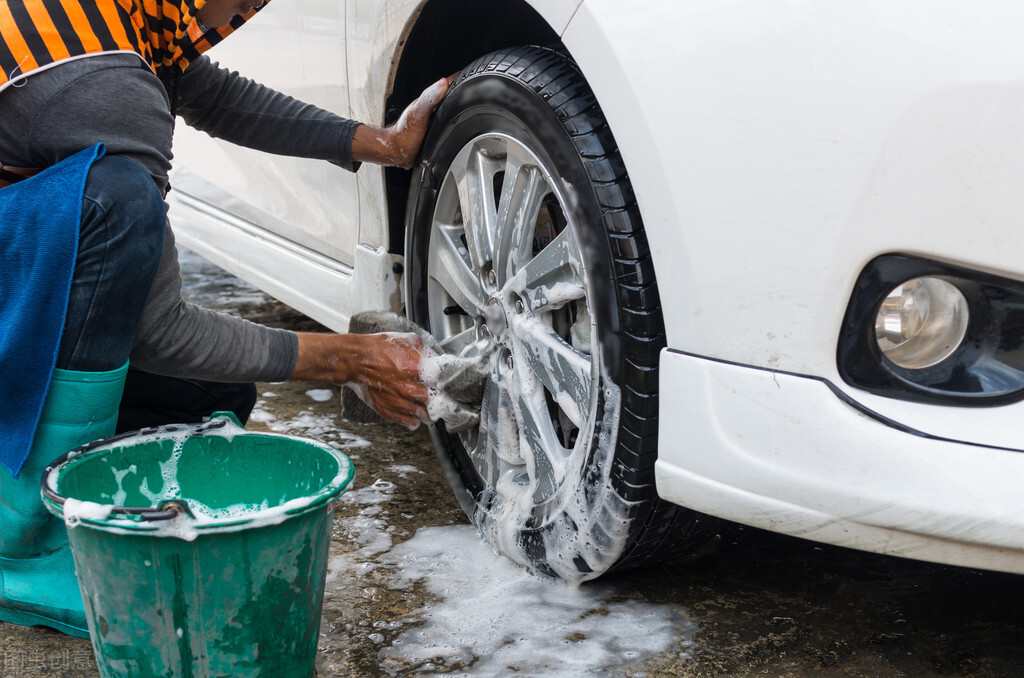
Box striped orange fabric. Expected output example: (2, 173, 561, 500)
(0, 0, 268, 92)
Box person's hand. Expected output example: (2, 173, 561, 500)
(351, 75, 456, 169)
(291, 332, 431, 429)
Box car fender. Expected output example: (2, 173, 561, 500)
(564, 0, 1024, 378)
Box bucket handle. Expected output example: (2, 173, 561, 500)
(41, 414, 237, 522)
(42, 494, 193, 522)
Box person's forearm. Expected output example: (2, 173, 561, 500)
(129, 224, 298, 382)
(178, 63, 451, 171)
(290, 333, 357, 383)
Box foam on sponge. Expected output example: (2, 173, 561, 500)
(344, 312, 487, 432)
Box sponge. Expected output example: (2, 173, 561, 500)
(343, 311, 488, 431)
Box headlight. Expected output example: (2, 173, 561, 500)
(874, 277, 969, 369)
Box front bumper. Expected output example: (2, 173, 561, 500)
(655, 350, 1024, 573)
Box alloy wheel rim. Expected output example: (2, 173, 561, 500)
(426, 133, 598, 510)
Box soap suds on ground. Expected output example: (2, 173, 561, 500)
(379, 525, 697, 676)
(306, 388, 335, 402)
(255, 384, 696, 677)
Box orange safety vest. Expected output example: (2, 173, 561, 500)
(0, 0, 267, 91)
(0, 0, 267, 187)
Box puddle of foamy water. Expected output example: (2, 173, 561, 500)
(326, 479, 399, 582)
(320, 460, 696, 676)
(259, 410, 371, 450)
(306, 389, 335, 402)
(249, 404, 276, 423)
(378, 525, 698, 676)
(387, 465, 423, 478)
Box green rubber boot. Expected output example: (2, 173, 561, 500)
(0, 363, 128, 638)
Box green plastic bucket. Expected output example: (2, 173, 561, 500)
(40, 412, 355, 678)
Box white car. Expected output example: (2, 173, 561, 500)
(170, 0, 1024, 581)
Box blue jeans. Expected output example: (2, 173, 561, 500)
(56, 155, 164, 372)
(117, 369, 257, 433)
(57, 156, 257, 429)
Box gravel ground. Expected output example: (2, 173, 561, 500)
(1, 250, 1022, 678)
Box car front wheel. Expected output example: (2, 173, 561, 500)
(405, 46, 716, 581)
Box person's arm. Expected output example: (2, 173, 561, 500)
(130, 226, 432, 428)
(155, 57, 448, 426)
(129, 224, 299, 383)
(176, 56, 450, 170)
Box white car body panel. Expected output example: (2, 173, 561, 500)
(566, 0, 1024, 372)
(344, 0, 417, 262)
(656, 351, 1024, 573)
(169, 0, 1024, 573)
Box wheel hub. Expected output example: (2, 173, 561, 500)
(484, 297, 509, 343)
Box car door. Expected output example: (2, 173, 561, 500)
(170, 0, 360, 266)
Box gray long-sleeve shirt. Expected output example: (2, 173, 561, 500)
(0, 53, 361, 382)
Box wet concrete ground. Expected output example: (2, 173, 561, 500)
(2, 250, 1023, 677)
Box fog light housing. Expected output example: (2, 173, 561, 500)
(840, 254, 1024, 405)
(874, 277, 968, 369)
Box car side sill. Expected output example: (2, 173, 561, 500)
(169, 191, 402, 333)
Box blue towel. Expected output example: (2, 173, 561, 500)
(0, 144, 104, 478)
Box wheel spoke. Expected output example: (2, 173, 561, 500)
(428, 222, 487, 316)
(470, 377, 500, 484)
(515, 319, 592, 430)
(474, 376, 520, 472)
(494, 149, 550, 287)
(516, 227, 586, 313)
(449, 144, 501, 275)
(437, 326, 477, 354)
(512, 371, 566, 503)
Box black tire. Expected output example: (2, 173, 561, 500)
(405, 46, 717, 581)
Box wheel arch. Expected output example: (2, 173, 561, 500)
(383, 0, 565, 257)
